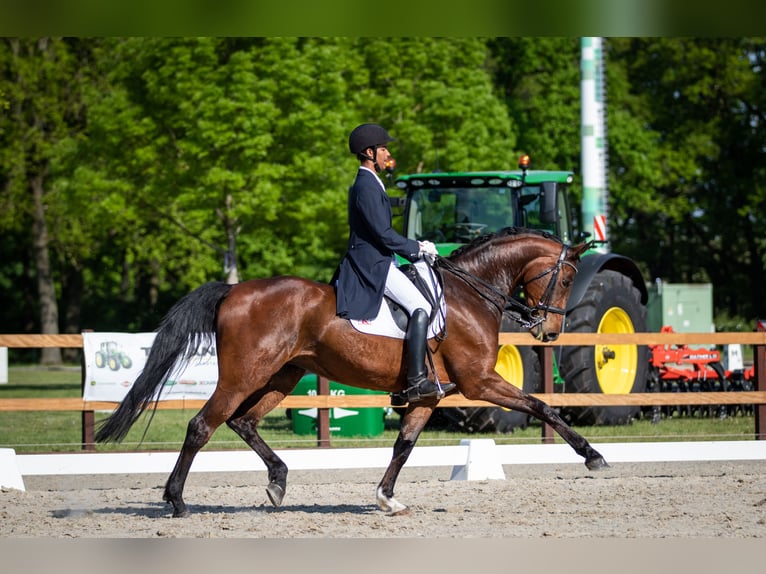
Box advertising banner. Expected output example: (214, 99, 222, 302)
(82, 332, 218, 402)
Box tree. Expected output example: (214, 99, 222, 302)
(488, 38, 581, 171)
(0, 38, 95, 363)
(609, 38, 766, 321)
(353, 38, 516, 174)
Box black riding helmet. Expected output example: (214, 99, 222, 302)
(348, 124, 395, 169)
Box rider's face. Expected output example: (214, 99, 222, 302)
(366, 145, 389, 163)
(373, 145, 391, 168)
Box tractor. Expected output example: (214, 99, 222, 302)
(390, 155, 649, 432)
(94, 341, 133, 372)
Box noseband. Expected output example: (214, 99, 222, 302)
(513, 244, 577, 329)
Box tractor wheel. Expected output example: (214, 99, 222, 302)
(94, 351, 105, 369)
(436, 314, 541, 433)
(120, 354, 133, 369)
(558, 269, 648, 425)
(107, 356, 120, 371)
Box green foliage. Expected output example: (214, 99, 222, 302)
(357, 38, 516, 173)
(1, 37, 766, 342)
(489, 38, 581, 171)
(607, 38, 766, 320)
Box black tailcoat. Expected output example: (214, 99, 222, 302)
(335, 168, 420, 320)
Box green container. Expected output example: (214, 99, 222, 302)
(290, 374, 387, 437)
(646, 281, 714, 334)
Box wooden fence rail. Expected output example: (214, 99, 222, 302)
(3, 331, 766, 348)
(1, 332, 765, 447)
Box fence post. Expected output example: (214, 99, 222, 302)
(80, 330, 95, 451)
(539, 346, 555, 444)
(755, 343, 765, 440)
(317, 375, 331, 448)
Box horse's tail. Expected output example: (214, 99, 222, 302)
(95, 281, 234, 444)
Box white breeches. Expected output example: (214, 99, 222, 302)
(384, 261, 432, 315)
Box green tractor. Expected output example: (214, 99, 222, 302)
(94, 341, 133, 372)
(391, 156, 648, 431)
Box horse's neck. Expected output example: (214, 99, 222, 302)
(456, 238, 548, 293)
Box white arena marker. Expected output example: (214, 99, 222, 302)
(0, 449, 25, 491)
(450, 439, 506, 481)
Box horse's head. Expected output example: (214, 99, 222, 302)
(517, 240, 590, 342)
(443, 228, 592, 342)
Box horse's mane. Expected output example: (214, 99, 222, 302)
(446, 227, 563, 261)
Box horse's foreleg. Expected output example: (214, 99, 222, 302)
(469, 382, 608, 470)
(376, 402, 435, 515)
(521, 394, 608, 470)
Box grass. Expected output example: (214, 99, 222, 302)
(0, 365, 759, 453)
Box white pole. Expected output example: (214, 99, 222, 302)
(580, 37, 609, 251)
(0, 347, 7, 384)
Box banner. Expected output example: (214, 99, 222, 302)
(82, 332, 218, 402)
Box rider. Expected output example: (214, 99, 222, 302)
(334, 123, 456, 404)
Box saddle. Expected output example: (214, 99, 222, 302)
(349, 259, 446, 340)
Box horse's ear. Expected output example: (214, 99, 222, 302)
(570, 241, 592, 260)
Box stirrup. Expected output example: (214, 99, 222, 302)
(390, 379, 455, 406)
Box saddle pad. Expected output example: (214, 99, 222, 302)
(350, 260, 446, 340)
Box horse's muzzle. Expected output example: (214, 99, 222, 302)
(534, 328, 560, 343)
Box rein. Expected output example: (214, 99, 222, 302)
(437, 243, 576, 330)
(436, 257, 509, 316)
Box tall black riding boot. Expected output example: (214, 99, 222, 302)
(402, 308, 456, 403)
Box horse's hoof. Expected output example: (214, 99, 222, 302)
(376, 486, 407, 515)
(266, 482, 285, 507)
(172, 508, 190, 518)
(585, 455, 609, 471)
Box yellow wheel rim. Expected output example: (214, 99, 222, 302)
(595, 306, 637, 394)
(494, 344, 524, 390)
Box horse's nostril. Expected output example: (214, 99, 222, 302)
(541, 332, 559, 343)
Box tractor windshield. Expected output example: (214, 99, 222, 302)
(404, 185, 566, 243)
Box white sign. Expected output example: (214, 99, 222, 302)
(82, 332, 218, 402)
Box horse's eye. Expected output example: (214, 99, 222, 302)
(561, 278, 572, 288)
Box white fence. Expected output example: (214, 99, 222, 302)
(4, 439, 766, 492)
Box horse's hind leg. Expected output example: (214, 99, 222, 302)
(227, 410, 287, 507)
(163, 390, 244, 517)
(227, 403, 289, 507)
(376, 402, 435, 515)
(226, 365, 305, 508)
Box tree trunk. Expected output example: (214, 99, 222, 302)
(223, 193, 239, 284)
(31, 170, 62, 365)
(61, 265, 83, 363)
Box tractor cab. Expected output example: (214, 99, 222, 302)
(392, 155, 576, 253)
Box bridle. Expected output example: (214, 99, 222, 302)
(436, 243, 577, 331)
(512, 243, 577, 329)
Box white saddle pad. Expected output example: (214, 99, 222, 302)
(350, 260, 446, 340)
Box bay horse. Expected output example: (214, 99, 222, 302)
(95, 227, 607, 517)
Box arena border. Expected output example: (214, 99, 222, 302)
(4, 439, 766, 492)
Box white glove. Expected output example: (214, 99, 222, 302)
(418, 240, 438, 258)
